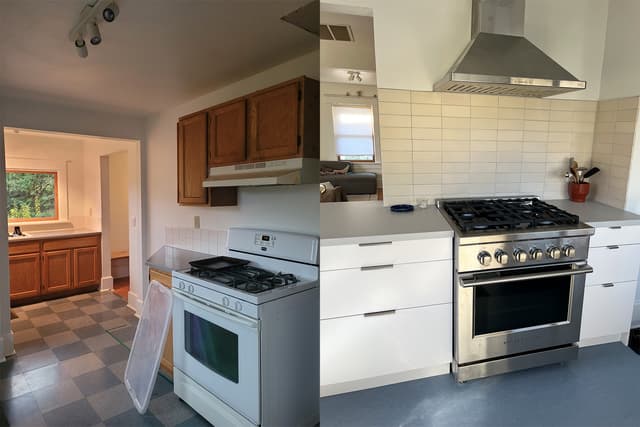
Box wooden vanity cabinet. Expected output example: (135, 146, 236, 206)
(9, 234, 102, 304)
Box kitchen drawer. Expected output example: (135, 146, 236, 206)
(580, 281, 636, 341)
(320, 260, 452, 319)
(586, 244, 640, 286)
(320, 304, 452, 387)
(588, 224, 640, 247)
(9, 241, 40, 255)
(43, 235, 101, 251)
(320, 238, 452, 271)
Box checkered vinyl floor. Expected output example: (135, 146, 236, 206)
(0, 291, 210, 426)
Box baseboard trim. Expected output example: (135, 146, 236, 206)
(101, 276, 114, 291)
(127, 290, 143, 316)
(320, 363, 451, 397)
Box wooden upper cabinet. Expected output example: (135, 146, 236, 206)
(177, 112, 208, 205)
(42, 249, 72, 294)
(208, 99, 247, 166)
(74, 246, 101, 288)
(9, 253, 41, 300)
(247, 80, 300, 161)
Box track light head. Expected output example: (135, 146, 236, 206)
(102, 2, 119, 22)
(75, 38, 88, 58)
(88, 21, 102, 45)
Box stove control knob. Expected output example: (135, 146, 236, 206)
(477, 251, 492, 266)
(530, 248, 544, 261)
(222, 297, 230, 307)
(513, 249, 528, 263)
(234, 301, 242, 312)
(494, 250, 509, 265)
(563, 245, 576, 258)
(548, 246, 561, 260)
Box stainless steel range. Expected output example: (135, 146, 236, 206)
(437, 197, 595, 382)
(171, 228, 319, 427)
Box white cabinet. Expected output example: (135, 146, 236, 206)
(580, 222, 640, 347)
(580, 281, 636, 342)
(320, 235, 453, 396)
(321, 304, 451, 389)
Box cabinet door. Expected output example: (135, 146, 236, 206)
(9, 253, 41, 300)
(42, 250, 72, 293)
(208, 99, 246, 166)
(74, 246, 100, 288)
(580, 281, 636, 341)
(247, 81, 300, 161)
(177, 113, 208, 204)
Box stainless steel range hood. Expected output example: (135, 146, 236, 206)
(434, 0, 586, 98)
(203, 157, 319, 188)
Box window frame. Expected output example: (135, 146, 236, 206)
(6, 169, 60, 223)
(331, 103, 379, 164)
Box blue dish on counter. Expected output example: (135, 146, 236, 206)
(390, 204, 414, 213)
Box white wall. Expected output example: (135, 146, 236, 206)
(108, 151, 129, 254)
(0, 96, 145, 359)
(600, 0, 640, 100)
(144, 50, 320, 256)
(323, 0, 608, 100)
(524, 0, 608, 101)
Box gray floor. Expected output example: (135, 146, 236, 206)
(321, 343, 640, 427)
(0, 291, 210, 426)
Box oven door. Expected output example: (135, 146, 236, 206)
(172, 290, 260, 424)
(456, 263, 592, 364)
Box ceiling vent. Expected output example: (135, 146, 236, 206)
(320, 24, 354, 41)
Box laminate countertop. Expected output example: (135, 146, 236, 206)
(8, 229, 101, 243)
(146, 245, 211, 274)
(548, 199, 640, 227)
(320, 201, 453, 246)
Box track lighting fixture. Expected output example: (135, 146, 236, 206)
(75, 38, 88, 58)
(88, 21, 101, 45)
(347, 70, 363, 83)
(68, 0, 119, 58)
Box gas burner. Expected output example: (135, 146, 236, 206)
(187, 264, 299, 294)
(440, 197, 579, 233)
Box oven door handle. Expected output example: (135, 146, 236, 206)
(459, 264, 593, 287)
(173, 289, 259, 329)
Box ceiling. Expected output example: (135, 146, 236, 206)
(0, 0, 318, 116)
(320, 11, 376, 85)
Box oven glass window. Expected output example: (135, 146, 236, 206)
(474, 275, 571, 335)
(184, 311, 239, 383)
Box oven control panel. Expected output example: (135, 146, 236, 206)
(459, 236, 590, 273)
(254, 233, 276, 248)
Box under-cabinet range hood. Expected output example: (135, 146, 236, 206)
(434, 0, 586, 98)
(203, 157, 319, 187)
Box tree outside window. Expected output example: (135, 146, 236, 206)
(6, 170, 59, 222)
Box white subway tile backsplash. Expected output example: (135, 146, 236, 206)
(378, 89, 411, 103)
(379, 102, 411, 115)
(379, 115, 411, 128)
(381, 91, 600, 205)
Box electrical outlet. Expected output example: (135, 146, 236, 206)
(194, 216, 200, 229)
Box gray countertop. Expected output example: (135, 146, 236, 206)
(548, 199, 640, 227)
(320, 201, 453, 246)
(8, 229, 101, 243)
(146, 245, 212, 274)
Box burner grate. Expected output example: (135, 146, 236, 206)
(442, 198, 579, 233)
(187, 264, 299, 294)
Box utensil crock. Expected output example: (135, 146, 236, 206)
(569, 182, 590, 202)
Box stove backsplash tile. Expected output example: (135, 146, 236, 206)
(165, 226, 228, 255)
(591, 96, 639, 209)
(379, 89, 598, 205)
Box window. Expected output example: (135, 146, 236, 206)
(332, 105, 376, 162)
(6, 170, 59, 222)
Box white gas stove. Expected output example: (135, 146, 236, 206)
(171, 228, 319, 427)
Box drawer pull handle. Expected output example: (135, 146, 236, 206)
(606, 245, 620, 250)
(364, 309, 396, 317)
(608, 226, 622, 229)
(361, 264, 394, 271)
(358, 241, 392, 247)
(602, 283, 615, 288)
